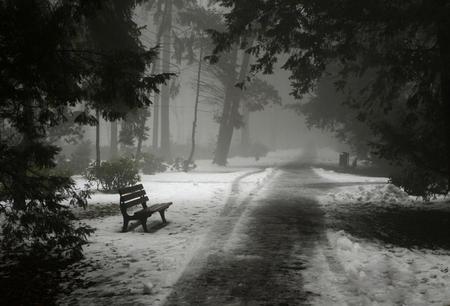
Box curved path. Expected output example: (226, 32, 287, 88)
(164, 165, 328, 305)
(163, 162, 450, 305)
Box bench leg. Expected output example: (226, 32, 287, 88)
(159, 210, 167, 223)
(122, 217, 129, 232)
(141, 218, 148, 232)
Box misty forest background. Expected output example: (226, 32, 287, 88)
(0, 0, 449, 304)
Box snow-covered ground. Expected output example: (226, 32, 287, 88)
(305, 167, 450, 305)
(312, 167, 388, 184)
(304, 230, 450, 305)
(58, 151, 450, 305)
(58, 152, 291, 306)
(314, 167, 450, 209)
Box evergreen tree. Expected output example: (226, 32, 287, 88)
(0, 0, 173, 290)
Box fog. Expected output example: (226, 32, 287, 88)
(81, 59, 343, 162)
(3, 1, 448, 304)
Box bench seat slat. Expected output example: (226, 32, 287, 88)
(123, 195, 149, 209)
(148, 202, 172, 212)
(119, 184, 143, 195)
(121, 189, 146, 203)
(133, 202, 172, 217)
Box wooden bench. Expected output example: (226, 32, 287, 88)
(119, 184, 172, 232)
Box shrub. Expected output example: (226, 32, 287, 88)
(0, 173, 93, 262)
(0, 138, 94, 304)
(170, 157, 185, 171)
(390, 163, 448, 200)
(140, 153, 167, 175)
(1, 201, 94, 263)
(86, 158, 140, 192)
(0, 172, 94, 305)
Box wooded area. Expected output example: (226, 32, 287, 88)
(0, 0, 449, 304)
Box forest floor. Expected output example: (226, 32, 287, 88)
(58, 149, 450, 305)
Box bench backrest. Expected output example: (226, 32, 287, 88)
(119, 184, 149, 210)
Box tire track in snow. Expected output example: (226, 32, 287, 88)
(155, 167, 277, 306)
(163, 167, 327, 306)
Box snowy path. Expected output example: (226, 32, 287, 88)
(58, 167, 275, 306)
(58, 155, 450, 305)
(163, 165, 450, 305)
(164, 166, 326, 305)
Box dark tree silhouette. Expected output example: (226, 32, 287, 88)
(0, 1, 173, 295)
(211, 0, 450, 197)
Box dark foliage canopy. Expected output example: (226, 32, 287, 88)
(211, 0, 450, 197)
(0, 2, 173, 302)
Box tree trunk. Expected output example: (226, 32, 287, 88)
(136, 135, 143, 160)
(160, 0, 172, 160)
(213, 80, 238, 164)
(213, 44, 253, 166)
(240, 104, 250, 156)
(152, 92, 160, 152)
(135, 111, 146, 160)
(110, 120, 118, 159)
(185, 43, 203, 171)
(150, 15, 165, 155)
(438, 16, 450, 191)
(96, 109, 101, 166)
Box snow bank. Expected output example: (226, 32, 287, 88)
(304, 230, 450, 305)
(312, 167, 388, 184)
(319, 184, 411, 206)
(317, 182, 450, 210)
(311, 167, 430, 208)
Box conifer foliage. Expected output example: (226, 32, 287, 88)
(0, 1, 172, 302)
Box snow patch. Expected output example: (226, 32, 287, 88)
(318, 183, 450, 210)
(312, 167, 388, 183)
(59, 163, 278, 305)
(304, 230, 450, 305)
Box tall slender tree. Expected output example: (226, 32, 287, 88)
(96, 109, 101, 166)
(110, 120, 118, 159)
(185, 41, 204, 170)
(240, 104, 250, 155)
(152, 59, 161, 151)
(160, 0, 173, 160)
(213, 39, 253, 165)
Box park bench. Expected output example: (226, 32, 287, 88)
(119, 184, 172, 232)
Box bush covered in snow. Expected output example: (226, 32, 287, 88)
(86, 158, 140, 192)
(390, 163, 448, 200)
(169, 157, 196, 172)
